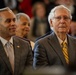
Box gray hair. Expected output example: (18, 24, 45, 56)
(48, 5, 72, 24)
(0, 7, 10, 12)
(16, 13, 30, 22)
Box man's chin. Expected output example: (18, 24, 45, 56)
(10, 33, 15, 36)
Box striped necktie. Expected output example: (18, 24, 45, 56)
(62, 42, 69, 64)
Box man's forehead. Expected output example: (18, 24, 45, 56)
(0, 10, 15, 16)
(54, 8, 70, 16)
(55, 8, 69, 13)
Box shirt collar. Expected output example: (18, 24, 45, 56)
(57, 36, 67, 45)
(0, 36, 13, 46)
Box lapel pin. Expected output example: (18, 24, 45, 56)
(17, 46, 20, 48)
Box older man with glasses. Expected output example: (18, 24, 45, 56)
(33, 5, 76, 71)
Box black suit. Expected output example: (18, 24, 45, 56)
(33, 32, 76, 69)
(0, 36, 33, 75)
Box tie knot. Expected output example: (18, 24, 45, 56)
(62, 42, 67, 47)
(62, 41, 66, 45)
(5, 42, 12, 47)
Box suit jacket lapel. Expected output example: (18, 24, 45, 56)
(13, 37, 22, 74)
(0, 41, 13, 73)
(47, 32, 67, 66)
(67, 35, 76, 64)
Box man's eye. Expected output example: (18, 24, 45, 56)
(64, 16, 70, 20)
(28, 23, 30, 26)
(22, 23, 27, 25)
(5, 19, 11, 23)
(13, 18, 16, 22)
(54, 17, 61, 20)
(56, 17, 61, 19)
(54, 16, 70, 20)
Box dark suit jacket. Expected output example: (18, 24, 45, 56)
(0, 36, 33, 75)
(33, 32, 76, 69)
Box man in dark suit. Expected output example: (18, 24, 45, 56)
(0, 7, 33, 75)
(33, 5, 76, 70)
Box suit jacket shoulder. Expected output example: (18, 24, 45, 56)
(33, 33, 76, 69)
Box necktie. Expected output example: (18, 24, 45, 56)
(62, 42, 69, 64)
(5, 42, 14, 72)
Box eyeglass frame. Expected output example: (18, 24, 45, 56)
(52, 16, 71, 21)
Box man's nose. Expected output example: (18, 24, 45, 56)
(60, 17, 66, 22)
(25, 24, 30, 28)
(11, 21, 15, 25)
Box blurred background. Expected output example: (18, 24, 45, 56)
(1, 0, 76, 42)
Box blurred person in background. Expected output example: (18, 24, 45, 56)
(4, 0, 18, 13)
(19, 0, 33, 18)
(31, 0, 43, 5)
(42, 0, 56, 16)
(69, 18, 76, 37)
(28, 2, 51, 42)
(73, 0, 76, 5)
(0, 0, 19, 14)
(15, 13, 35, 50)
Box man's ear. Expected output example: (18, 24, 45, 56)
(49, 20, 53, 27)
(70, 20, 72, 24)
(0, 26, 1, 31)
(0, 15, 2, 22)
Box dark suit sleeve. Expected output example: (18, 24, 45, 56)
(33, 41, 49, 69)
(25, 43, 33, 66)
(22, 42, 33, 75)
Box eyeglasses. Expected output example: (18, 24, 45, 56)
(53, 16, 71, 21)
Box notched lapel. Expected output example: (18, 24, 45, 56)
(17, 46, 20, 48)
(67, 36, 76, 64)
(13, 37, 22, 74)
(0, 41, 13, 73)
(47, 33, 67, 66)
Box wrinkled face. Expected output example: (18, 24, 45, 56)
(0, 10, 16, 37)
(50, 8, 71, 35)
(16, 16, 30, 37)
